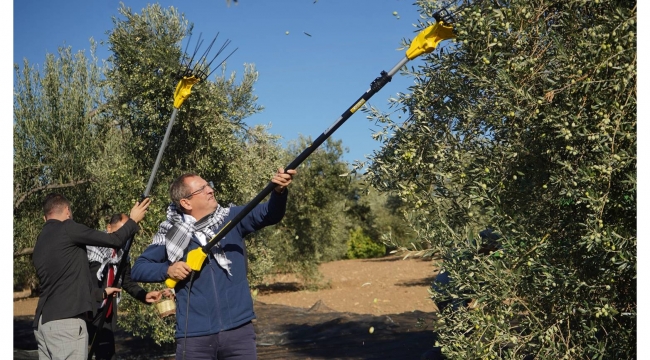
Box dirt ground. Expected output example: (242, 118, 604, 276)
(254, 256, 440, 315)
(14, 256, 440, 317)
(14, 255, 444, 359)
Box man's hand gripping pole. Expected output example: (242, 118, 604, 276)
(165, 247, 208, 288)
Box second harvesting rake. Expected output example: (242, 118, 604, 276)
(88, 31, 237, 360)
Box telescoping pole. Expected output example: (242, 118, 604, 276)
(88, 76, 201, 360)
(165, 17, 456, 289)
(88, 31, 236, 359)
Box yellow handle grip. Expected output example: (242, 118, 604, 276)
(165, 277, 179, 289)
(165, 247, 208, 289)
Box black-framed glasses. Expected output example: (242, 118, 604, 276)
(184, 181, 214, 199)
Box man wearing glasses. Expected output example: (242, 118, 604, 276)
(131, 168, 296, 360)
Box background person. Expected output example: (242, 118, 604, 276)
(86, 213, 165, 360)
(32, 193, 150, 360)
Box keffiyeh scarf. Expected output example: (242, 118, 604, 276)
(87, 241, 124, 306)
(87, 242, 124, 283)
(152, 203, 233, 276)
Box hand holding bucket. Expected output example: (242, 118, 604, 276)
(155, 288, 177, 318)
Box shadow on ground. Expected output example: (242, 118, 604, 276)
(398, 276, 439, 287)
(254, 301, 443, 360)
(255, 281, 303, 295)
(15, 301, 443, 360)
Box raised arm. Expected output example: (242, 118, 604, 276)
(68, 219, 139, 248)
(237, 167, 295, 236)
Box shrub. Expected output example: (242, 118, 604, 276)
(346, 227, 386, 259)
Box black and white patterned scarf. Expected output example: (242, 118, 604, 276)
(87, 239, 125, 306)
(152, 203, 233, 275)
(87, 239, 124, 283)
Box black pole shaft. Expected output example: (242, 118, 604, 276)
(90, 109, 179, 359)
(201, 69, 395, 254)
(88, 105, 181, 359)
(143, 107, 180, 199)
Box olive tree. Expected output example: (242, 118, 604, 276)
(253, 136, 352, 288)
(345, 180, 417, 251)
(13, 42, 119, 290)
(363, 0, 636, 358)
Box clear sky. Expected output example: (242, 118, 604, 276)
(13, 0, 431, 165)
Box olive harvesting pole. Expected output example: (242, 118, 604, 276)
(88, 32, 236, 360)
(165, 12, 457, 290)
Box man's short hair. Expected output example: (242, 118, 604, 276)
(43, 193, 70, 217)
(109, 213, 127, 225)
(169, 173, 199, 210)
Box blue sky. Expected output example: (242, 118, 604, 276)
(13, 0, 432, 165)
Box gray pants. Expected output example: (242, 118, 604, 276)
(34, 315, 88, 360)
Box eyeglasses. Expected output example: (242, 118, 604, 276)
(183, 181, 214, 199)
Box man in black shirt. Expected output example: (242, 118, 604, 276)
(32, 193, 150, 360)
